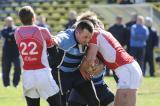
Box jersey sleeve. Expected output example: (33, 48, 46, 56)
(41, 28, 55, 48)
(89, 32, 98, 44)
(53, 31, 76, 51)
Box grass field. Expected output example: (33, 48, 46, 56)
(0, 76, 160, 106)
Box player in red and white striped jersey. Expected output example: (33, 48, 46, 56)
(14, 6, 59, 106)
(78, 11, 142, 106)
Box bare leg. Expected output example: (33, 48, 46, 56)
(114, 89, 137, 106)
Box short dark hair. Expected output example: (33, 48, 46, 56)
(18, 6, 35, 25)
(76, 20, 94, 33)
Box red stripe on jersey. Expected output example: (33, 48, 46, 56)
(89, 30, 99, 44)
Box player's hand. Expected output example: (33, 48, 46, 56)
(80, 70, 92, 80)
(80, 57, 92, 72)
(91, 64, 104, 75)
(79, 57, 93, 80)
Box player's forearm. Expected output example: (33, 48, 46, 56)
(86, 43, 98, 66)
(80, 57, 91, 72)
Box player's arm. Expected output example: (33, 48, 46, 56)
(79, 56, 93, 80)
(86, 43, 98, 66)
(52, 31, 76, 51)
(85, 32, 99, 67)
(79, 33, 99, 80)
(80, 56, 92, 73)
(41, 28, 57, 48)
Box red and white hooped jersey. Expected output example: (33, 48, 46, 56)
(89, 29, 134, 70)
(14, 25, 54, 70)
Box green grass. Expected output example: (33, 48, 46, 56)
(0, 76, 160, 106)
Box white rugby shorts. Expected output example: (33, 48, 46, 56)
(115, 61, 143, 89)
(22, 68, 59, 99)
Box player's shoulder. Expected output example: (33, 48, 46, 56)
(57, 28, 74, 39)
(15, 26, 21, 31)
(39, 26, 48, 31)
(99, 29, 111, 36)
(39, 26, 51, 35)
(14, 26, 21, 35)
(65, 28, 75, 36)
(17, 25, 39, 30)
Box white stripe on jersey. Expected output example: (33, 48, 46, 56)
(97, 34, 116, 63)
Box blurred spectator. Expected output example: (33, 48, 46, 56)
(16, 0, 51, 2)
(156, 57, 160, 64)
(0, 0, 12, 3)
(134, 0, 145, 3)
(126, 12, 138, 53)
(130, 15, 149, 75)
(107, 0, 116, 3)
(146, 0, 159, 2)
(108, 16, 128, 47)
(144, 17, 159, 77)
(0, 17, 21, 87)
(65, 10, 77, 29)
(118, 0, 133, 4)
(37, 15, 52, 32)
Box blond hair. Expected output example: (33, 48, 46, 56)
(77, 11, 104, 29)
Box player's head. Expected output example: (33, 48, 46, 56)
(75, 20, 94, 45)
(77, 11, 104, 29)
(18, 6, 36, 25)
(5, 16, 14, 27)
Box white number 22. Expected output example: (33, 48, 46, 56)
(20, 42, 38, 55)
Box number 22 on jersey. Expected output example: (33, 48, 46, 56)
(20, 42, 38, 55)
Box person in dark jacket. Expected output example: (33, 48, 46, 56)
(65, 10, 77, 29)
(108, 16, 128, 47)
(144, 17, 159, 77)
(1, 16, 21, 87)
